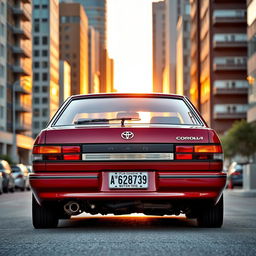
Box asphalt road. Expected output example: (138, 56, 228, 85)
(0, 191, 256, 256)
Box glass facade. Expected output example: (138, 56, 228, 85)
(71, 0, 106, 47)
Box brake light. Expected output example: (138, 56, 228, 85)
(33, 145, 81, 161)
(176, 146, 193, 153)
(63, 154, 80, 160)
(176, 154, 192, 160)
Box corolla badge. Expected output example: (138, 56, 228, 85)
(121, 131, 134, 140)
(176, 136, 204, 141)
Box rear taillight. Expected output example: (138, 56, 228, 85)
(32, 145, 81, 161)
(175, 144, 223, 161)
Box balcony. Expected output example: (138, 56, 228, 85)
(11, 25, 30, 40)
(15, 102, 30, 113)
(14, 81, 30, 95)
(12, 45, 31, 58)
(12, 64, 30, 76)
(15, 123, 31, 132)
(213, 63, 247, 71)
(213, 41, 247, 49)
(213, 87, 248, 95)
(213, 16, 246, 25)
(214, 112, 247, 119)
(12, 6, 31, 22)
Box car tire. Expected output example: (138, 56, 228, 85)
(9, 186, 15, 193)
(197, 195, 223, 228)
(32, 195, 59, 229)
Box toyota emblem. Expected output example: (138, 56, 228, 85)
(121, 131, 134, 140)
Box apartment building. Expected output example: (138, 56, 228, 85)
(190, 0, 248, 134)
(0, 0, 33, 163)
(247, 0, 256, 124)
(176, 0, 190, 97)
(32, 0, 59, 138)
(59, 2, 88, 95)
(152, 1, 165, 93)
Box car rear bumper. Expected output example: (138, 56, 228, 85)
(30, 172, 227, 204)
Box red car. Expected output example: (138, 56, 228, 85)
(30, 93, 226, 228)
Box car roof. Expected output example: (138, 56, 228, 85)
(69, 93, 186, 100)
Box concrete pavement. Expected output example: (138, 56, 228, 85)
(0, 190, 255, 256)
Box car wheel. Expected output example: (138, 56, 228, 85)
(197, 195, 223, 228)
(9, 186, 15, 193)
(32, 195, 59, 229)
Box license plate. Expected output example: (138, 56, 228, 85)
(109, 172, 148, 189)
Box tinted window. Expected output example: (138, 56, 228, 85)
(54, 97, 202, 126)
(11, 166, 21, 172)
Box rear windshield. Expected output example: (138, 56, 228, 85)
(53, 97, 202, 127)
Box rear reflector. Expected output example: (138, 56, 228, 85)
(176, 146, 193, 153)
(176, 154, 193, 160)
(194, 145, 222, 153)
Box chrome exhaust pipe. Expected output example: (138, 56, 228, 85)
(64, 201, 80, 215)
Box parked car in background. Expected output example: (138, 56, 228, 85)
(11, 164, 30, 191)
(0, 172, 3, 194)
(227, 162, 244, 189)
(0, 160, 15, 193)
(26, 165, 33, 174)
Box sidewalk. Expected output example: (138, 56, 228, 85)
(226, 188, 256, 197)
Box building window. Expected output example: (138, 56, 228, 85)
(34, 5, 40, 9)
(34, 50, 39, 57)
(42, 97, 48, 104)
(42, 18, 48, 22)
(42, 61, 48, 68)
(65, 44, 69, 49)
(65, 35, 69, 40)
(42, 73, 48, 81)
(34, 23, 40, 32)
(34, 73, 39, 81)
(0, 85, 4, 98)
(33, 108, 40, 117)
(34, 62, 40, 68)
(0, 44, 4, 57)
(42, 108, 48, 117)
(0, 106, 4, 119)
(33, 98, 39, 104)
(42, 86, 48, 93)
(0, 2, 4, 15)
(42, 4, 48, 9)
(33, 86, 39, 93)
(34, 36, 39, 45)
(42, 50, 48, 56)
(42, 36, 48, 45)
(0, 23, 4, 36)
(0, 64, 4, 77)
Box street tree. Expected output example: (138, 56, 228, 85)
(221, 120, 256, 163)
